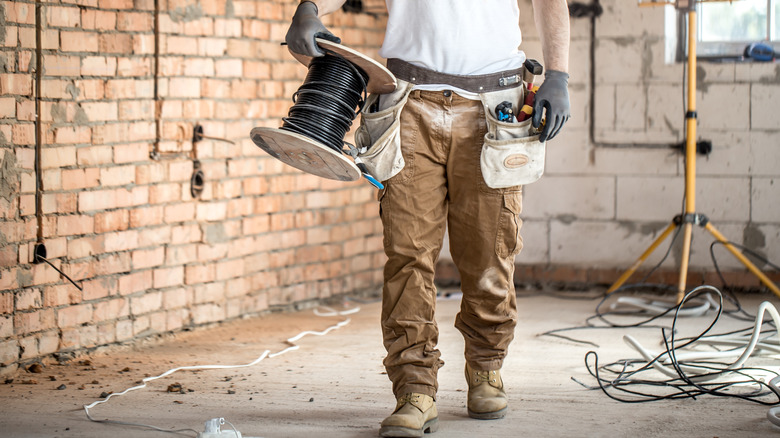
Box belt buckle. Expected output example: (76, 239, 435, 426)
(498, 74, 521, 87)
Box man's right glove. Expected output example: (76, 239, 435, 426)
(285, 1, 341, 57)
(532, 70, 570, 142)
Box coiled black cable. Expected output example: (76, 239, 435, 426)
(281, 52, 369, 154)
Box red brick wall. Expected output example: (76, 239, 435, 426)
(0, 0, 388, 373)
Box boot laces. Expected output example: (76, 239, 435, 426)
(398, 393, 421, 405)
(472, 369, 499, 385)
(396, 393, 430, 413)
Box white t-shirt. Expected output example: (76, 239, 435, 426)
(379, 0, 527, 76)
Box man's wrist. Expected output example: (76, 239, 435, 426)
(546, 70, 569, 81)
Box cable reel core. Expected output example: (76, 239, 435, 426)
(251, 39, 396, 183)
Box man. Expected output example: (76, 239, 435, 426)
(286, 1, 570, 436)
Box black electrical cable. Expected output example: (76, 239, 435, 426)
(672, 323, 778, 348)
(538, 225, 685, 346)
(709, 239, 780, 322)
(537, 201, 777, 345)
(281, 52, 369, 154)
(580, 288, 780, 406)
(710, 240, 780, 283)
(584, 351, 779, 403)
(36, 255, 83, 291)
(624, 223, 684, 288)
(538, 292, 677, 348)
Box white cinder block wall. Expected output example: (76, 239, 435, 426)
(445, 0, 780, 283)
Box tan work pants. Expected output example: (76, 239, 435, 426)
(379, 89, 522, 398)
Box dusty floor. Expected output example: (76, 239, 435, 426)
(1, 287, 780, 438)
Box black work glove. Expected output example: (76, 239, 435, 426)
(285, 1, 341, 57)
(532, 70, 570, 142)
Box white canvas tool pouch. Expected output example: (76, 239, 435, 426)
(354, 79, 413, 182)
(478, 86, 546, 188)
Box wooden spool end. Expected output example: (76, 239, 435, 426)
(250, 39, 397, 181)
(289, 38, 397, 95)
(250, 127, 362, 181)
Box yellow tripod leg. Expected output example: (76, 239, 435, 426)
(607, 222, 678, 294)
(677, 223, 693, 303)
(705, 223, 780, 299)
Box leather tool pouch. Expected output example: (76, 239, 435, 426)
(354, 79, 413, 182)
(479, 85, 546, 189)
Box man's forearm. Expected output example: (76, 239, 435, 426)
(302, 0, 348, 16)
(531, 0, 570, 73)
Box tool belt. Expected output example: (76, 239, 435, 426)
(386, 58, 526, 93)
(356, 59, 545, 188)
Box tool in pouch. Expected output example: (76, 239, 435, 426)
(250, 38, 397, 189)
(495, 58, 544, 125)
(345, 97, 387, 189)
(352, 78, 414, 185)
(480, 58, 547, 189)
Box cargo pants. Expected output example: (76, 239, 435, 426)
(379, 89, 522, 399)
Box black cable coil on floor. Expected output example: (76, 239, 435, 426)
(281, 52, 369, 154)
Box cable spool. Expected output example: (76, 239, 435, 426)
(251, 38, 396, 184)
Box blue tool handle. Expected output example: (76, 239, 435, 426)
(363, 173, 384, 189)
(356, 163, 384, 189)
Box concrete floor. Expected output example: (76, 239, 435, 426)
(1, 288, 779, 438)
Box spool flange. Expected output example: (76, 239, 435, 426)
(289, 38, 396, 95)
(251, 127, 362, 181)
(250, 39, 396, 181)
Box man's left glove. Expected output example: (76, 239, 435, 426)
(285, 1, 341, 57)
(531, 70, 570, 142)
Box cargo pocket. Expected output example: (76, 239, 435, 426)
(354, 80, 413, 182)
(478, 87, 546, 192)
(496, 192, 523, 258)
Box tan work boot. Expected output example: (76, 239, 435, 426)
(379, 392, 439, 437)
(465, 363, 508, 420)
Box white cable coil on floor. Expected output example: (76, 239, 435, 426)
(624, 300, 780, 381)
(769, 377, 780, 428)
(610, 296, 713, 317)
(624, 296, 780, 429)
(600, 288, 780, 429)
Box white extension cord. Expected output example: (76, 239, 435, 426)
(768, 377, 780, 428)
(83, 305, 358, 437)
(617, 291, 780, 428)
(624, 300, 780, 381)
(611, 295, 713, 317)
